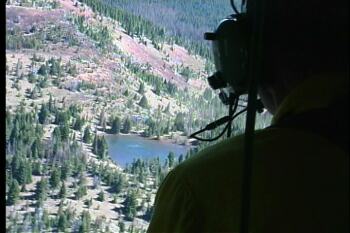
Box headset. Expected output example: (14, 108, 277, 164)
(190, 0, 264, 142)
(190, 1, 265, 232)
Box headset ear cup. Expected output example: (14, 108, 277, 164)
(207, 15, 250, 95)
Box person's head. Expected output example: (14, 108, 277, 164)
(257, 0, 349, 114)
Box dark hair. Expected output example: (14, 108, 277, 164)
(261, 0, 348, 84)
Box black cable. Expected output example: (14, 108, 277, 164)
(190, 122, 231, 142)
(190, 106, 247, 142)
(230, 0, 240, 14)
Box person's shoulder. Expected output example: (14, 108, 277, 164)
(179, 129, 271, 166)
(172, 128, 290, 178)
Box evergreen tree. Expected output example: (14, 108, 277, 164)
(49, 167, 61, 189)
(121, 117, 132, 134)
(167, 152, 175, 168)
(79, 211, 91, 233)
(42, 209, 51, 230)
(48, 94, 54, 113)
(174, 112, 185, 131)
(32, 161, 42, 175)
(92, 133, 98, 154)
(59, 124, 70, 142)
(83, 126, 92, 143)
(118, 221, 125, 233)
(73, 116, 84, 131)
(138, 82, 145, 94)
(138, 95, 149, 108)
(55, 111, 70, 125)
(75, 182, 87, 200)
(97, 136, 108, 159)
(57, 212, 67, 233)
(15, 159, 27, 185)
(38, 104, 49, 124)
(37, 64, 48, 76)
(7, 179, 20, 206)
(60, 163, 71, 181)
(25, 161, 32, 184)
(155, 82, 161, 95)
(36, 178, 48, 207)
(110, 116, 121, 134)
(97, 190, 105, 202)
(99, 109, 106, 131)
(31, 139, 43, 159)
(123, 191, 137, 220)
(59, 182, 66, 199)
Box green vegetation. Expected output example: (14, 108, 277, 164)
(110, 116, 121, 134)
(121, 117, 132, 134)
(83, 126, 93, 143)
(123, 191, 137, 220)
(138, 95, 149, 108)
(7, 179, 20, 206)
(92, 134, 109, 159)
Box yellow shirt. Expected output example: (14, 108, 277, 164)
(147, 76, 349, 233)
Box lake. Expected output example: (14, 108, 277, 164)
(105, 134, 192, 167)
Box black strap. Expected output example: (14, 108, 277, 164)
(267, 98, 349, 154)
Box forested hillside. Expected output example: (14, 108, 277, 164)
(78, 0, 240, 60)
(102, 0, 233, 41)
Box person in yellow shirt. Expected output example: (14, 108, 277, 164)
(147, 0, 348, 232)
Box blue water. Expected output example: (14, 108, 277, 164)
(105, 134, 191, 167)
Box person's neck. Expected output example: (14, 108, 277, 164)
(259, 72, 347, 115)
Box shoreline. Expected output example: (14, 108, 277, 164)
(100, 130, 197, 147)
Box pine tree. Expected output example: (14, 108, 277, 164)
(138, 82, 145, 94)
(83, 126, 92, 143)
(99, 109, 106, 131)
(32, 161, 42, 175)
(138, 95, 149, 108)
(49, 167, 61, 189)
(59, 182, 66, 199)
(123, 191, 137, 220)
(36, 178, 48, 207)
(7, 179, 20, 206)
(21, 184, 26, 192)
(59, 124, 70, 142)
(174, 112, 185, 131)
(92, 133, 98, 154)
(25, 161, 32, 184)
(79, 211, 91, 233)
(110, 116, 121, 134)
(118, 221, 125, 233)
(37, 64, 47, 76)
(38, 104, 49, 124)
(16, 159, 27, 185)
(75, 177, 87, 200)
(97, 190, 105, 202)
(60, 163, 71, 181)
(167, 152, 175, 168)
(97, 136, 108, 159)
(155, 82, 161, 95)
(42, 209, 51, 229)
(57, 212, 67, 233)
(48, 94, 54, 113)
(121, 117, 132, 134)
